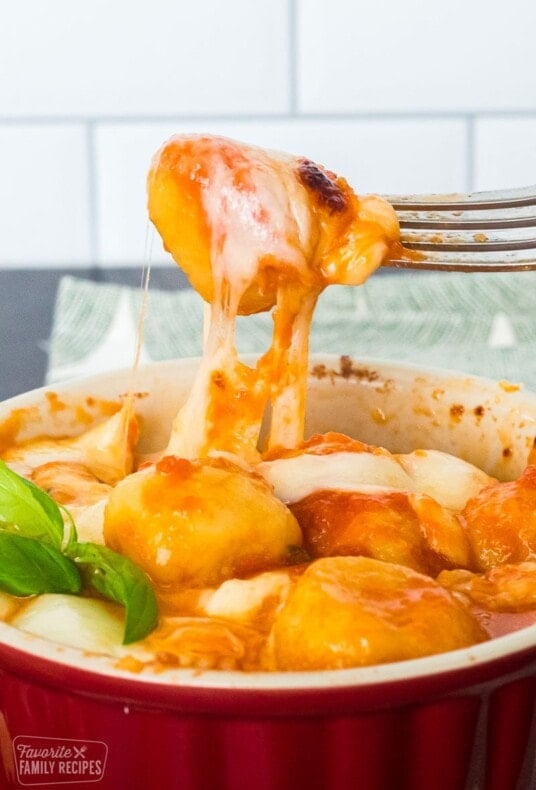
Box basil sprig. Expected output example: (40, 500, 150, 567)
(67, 543, 158, 644)
(0, 460, 158, 643)
(0, 461, 64, 548)
(0, 533, 81, 596)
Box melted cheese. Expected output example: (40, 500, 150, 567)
(258, 447, 494, 509)
(200, 144, 312, 294)
(202, 570, 292, 624)
(397, 449, 494, 510)
(259, 451, 417, 503)
(148, 134, 400, 460)
(12, 595, 126, 656)
(2, 403, 137, 485)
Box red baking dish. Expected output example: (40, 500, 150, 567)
(1, 355, 535, 790)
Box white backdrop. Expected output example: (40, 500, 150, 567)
(1, 0, 535, 268)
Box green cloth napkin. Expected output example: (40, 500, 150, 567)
(46, 272, 536, 390)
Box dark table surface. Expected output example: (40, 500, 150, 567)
(0, 267, 189, 402)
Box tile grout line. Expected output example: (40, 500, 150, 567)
(288, 0, 298, 115)
(1, 110, 535, 125)
(85, 121, 101, 277)
(465, 114, 476, 192)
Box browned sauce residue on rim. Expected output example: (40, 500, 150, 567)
(450, 404, 465, 423)
(0, 407, 37, 454)
(45, 392, 67, 413)
(309, 357, 382, 385)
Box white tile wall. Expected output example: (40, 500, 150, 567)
(474, 118, 536, 190)
(0, 0, 534, 268)
(0, 0, 289, 116)
(0, 125, 90, 266)
(298, 0, 536, 113)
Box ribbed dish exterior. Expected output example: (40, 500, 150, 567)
(1, 664, 535, 790)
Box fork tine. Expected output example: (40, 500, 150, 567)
(399, 211, 536, 231)
(386, 245, 536, 272)
(383, 184, 536, 271)
(387, 184, 536, 212)
(385, 257, 536, 272)
(402, 238, 536, 254)
(401, 220, 536, 254)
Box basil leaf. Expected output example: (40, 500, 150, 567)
(0, 532, 81, 596)
(68, 543, 158, 644)
(0, 463, 158, 644)
(0, 460, 64, 548)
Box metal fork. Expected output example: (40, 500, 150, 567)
(384, 184, 536, 271)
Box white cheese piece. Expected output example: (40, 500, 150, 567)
(203, 570, 292, 623)
(2, 442, 83, 478)
(11, 595, 126, 656)
(258, 451, 416, 504)
(258, 446, 493, 510)
(3, 404, 135, 485)
(67, 499, 108, 545)
(396, 449, 494, 510)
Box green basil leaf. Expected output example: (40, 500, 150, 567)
(0, 460, 64, 548)
(0, 532, 81, 596)
(68, 543, 158, 644)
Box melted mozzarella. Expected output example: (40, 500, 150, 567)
(202, 570, 292, 624)
(3, 441, 83, 478)
(396, 449, 494, 510)
(2, 403, 137, 485)
(202, 146, 311, 295)
(259, 451, 417, 504)
(11, 595, 126, 655)
(149, 135, 399, 459)
(67, 500, 108, 544)
(259, 447, 493, 509)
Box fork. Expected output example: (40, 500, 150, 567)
(384, 184, 536, 271)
